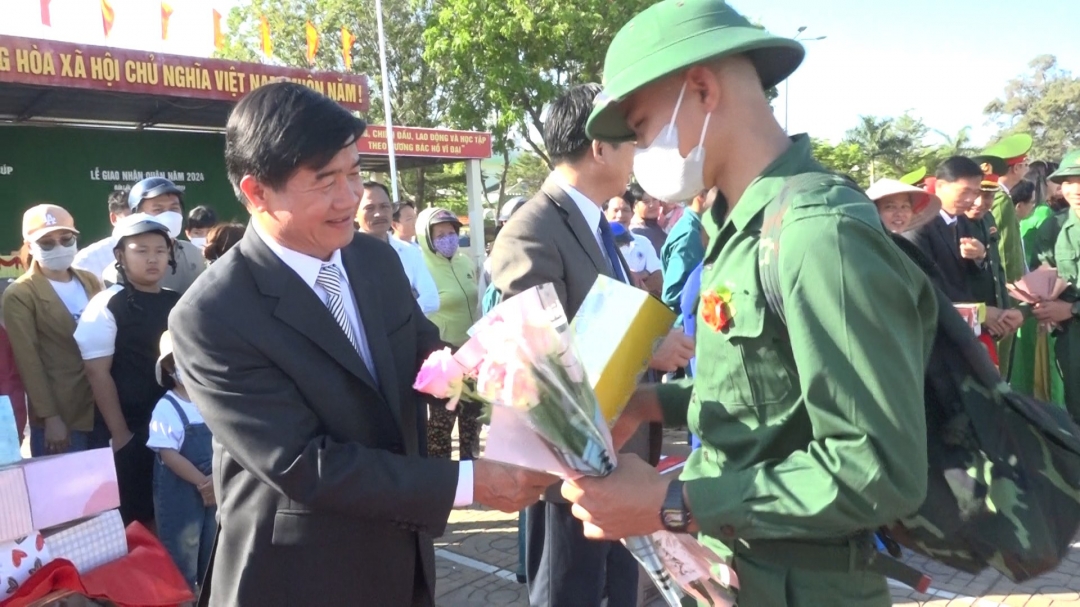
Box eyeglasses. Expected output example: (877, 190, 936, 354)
(35, 233, 76, 251)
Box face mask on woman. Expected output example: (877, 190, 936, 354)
(433, 234, 459, 258)
(30, 240, 78, 272)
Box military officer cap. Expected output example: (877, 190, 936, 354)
(980, 174, 1001, 192)
(970, 154, 1008, 178)
(981, 133, 1033, 169)
(587, 0, 805, 141)
(1049, 149, 1080, 184)
(899, 166, 927, 186)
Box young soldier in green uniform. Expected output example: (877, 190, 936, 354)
(1033, 149, 1080, 422)
(558, 1, 939, 605)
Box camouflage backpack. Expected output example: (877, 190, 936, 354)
(757, 172, 1080, 586)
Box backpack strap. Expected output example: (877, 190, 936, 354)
(162, 393, 191, 429)
(757, 172, 854, 325)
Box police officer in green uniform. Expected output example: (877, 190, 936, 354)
(1033, 149, 1080, 421)
(977, 136, 1032, 375)
(558, 1, 939, 605)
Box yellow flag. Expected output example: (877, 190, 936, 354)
(305, 21, 319, 65)
(259, 15, 272, 57)
(341, 26, 355, 70)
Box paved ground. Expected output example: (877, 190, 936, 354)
(434, 429, 1080, 607)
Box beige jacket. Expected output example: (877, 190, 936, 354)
(1, 267, 102, 431)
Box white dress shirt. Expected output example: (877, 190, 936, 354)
(387, 234, 440, 315)
(555, 177, 604, 252)
(252, 223, 472, 506)
(72, 236, 118, 281)
(939, 209, 958, 226)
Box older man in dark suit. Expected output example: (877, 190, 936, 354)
(169, 82, 552, 607)
(489, 83, 694, 607)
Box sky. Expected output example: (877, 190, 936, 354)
(2, 0, 1077, 148)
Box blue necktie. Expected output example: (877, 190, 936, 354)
(597, 216, 627, 283)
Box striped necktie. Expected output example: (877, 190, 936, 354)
(315, 264, 377, 385)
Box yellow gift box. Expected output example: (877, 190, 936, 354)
(570, 275, 676, 425)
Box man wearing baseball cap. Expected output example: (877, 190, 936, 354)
(560, 1, 938, 604)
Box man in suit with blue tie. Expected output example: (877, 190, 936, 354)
(489, 83, 694, 607)
(169, 82, 554, 607)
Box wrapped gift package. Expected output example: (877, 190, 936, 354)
(570, 275, 676, 424)
(0, 448, 119, 544)
(0, 531, 53, 600)
(42, 510, 128, 574)
(0, 396, 19, 467)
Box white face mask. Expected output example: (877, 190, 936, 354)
(155, 211, 184, 239)
(189, 237, 207, 249)
(30, 241, 78, 272)
(632, 82, 711, 203)
(173, 367, 184, 386)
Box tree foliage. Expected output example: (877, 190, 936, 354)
(985, 55, 1080, 161)
(843, 115, 916, 183)
(422, 0, 653, 167)
(504, 152, 551, 198)
(220, 0, 466, 208)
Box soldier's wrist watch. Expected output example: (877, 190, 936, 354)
(660, 480, 692, 533)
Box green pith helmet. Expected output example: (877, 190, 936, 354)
(586, 0, 805, 142)
(1049, 149, 1080, 184)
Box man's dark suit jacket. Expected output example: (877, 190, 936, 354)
(169, 228, 456, 607)
(903, 214, 993, 303)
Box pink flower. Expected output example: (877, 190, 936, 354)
(414, 348, 466, 410)
(476, 359, 508, 401)
(502, 359, 541, 410)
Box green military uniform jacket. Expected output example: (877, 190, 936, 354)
(1036, 209, 1070, 268)
(1053, 212, 1080, 421)
(656, 136, 938, 605)
(992, 188, 1026, 283)
(660, 208, 704, 315)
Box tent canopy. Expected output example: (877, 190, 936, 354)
(0, 34, 492, 171)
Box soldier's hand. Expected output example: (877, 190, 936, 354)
(959, 238, 986, 261)
(1034, 300, 1074, 324)
(562, 454, 668, 540)
(473, 459, 556, 513)
(650, 328, 694, 372)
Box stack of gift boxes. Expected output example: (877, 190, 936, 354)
(0, 440, 128, 601)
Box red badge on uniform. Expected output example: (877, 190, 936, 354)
(701, 288, 735, 332)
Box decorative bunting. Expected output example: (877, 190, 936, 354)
(40, 0, 52, 27)
(160, 2, 173, 40)
(304, 21, 319, 65)
(212, 9, 225, 50)
(100, 0, 115, 38)
(259, 15, 272, 57)
(341, 27, 355, 70)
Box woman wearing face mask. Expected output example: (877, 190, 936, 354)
(2, 204, 105, 456)
(416, 207, 481, 460)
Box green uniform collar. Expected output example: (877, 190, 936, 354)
(702, 134, 818, 239)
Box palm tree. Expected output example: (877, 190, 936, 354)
(844, 116, 913, 184)
(934, 126, 978, 157)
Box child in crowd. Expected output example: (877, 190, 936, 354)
(148, 331, 215, 593)
(76, 214, 180, 525)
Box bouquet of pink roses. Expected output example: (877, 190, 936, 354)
(413, 284, 736, 606)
